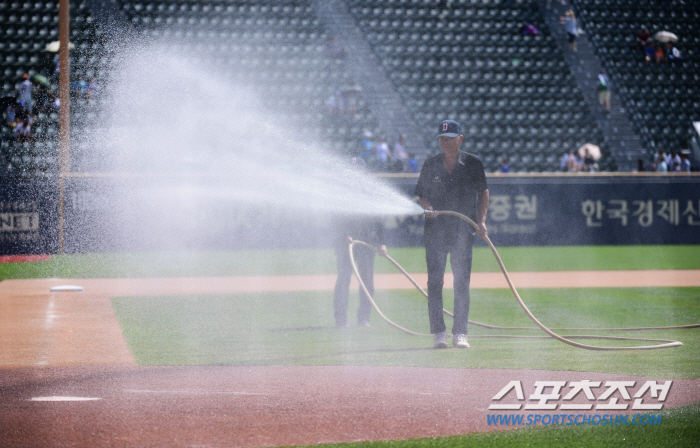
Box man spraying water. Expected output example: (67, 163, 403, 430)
(415, 120, 490, 349)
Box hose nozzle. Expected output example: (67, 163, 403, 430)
(423, 209, 437, 216)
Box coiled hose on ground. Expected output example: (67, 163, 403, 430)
(348, 209, 699, 350)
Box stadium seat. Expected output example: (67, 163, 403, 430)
(573, 0, 700, 158)
(348, 0, 603, 170)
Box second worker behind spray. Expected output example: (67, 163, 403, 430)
(333, 157, 387, 328)
(415, 120, 490, 349)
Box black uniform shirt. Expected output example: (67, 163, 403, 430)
(414, 151, 488, 230)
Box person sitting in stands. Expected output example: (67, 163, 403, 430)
(14, 103, 30, 125)
(655, 153, 668, 172)
(582, 148, 598, 172)
(4, 102, 17, 127)
(560, 10, 578, 52)
(667, 43, 682, 65)
(637, 27, 651, 50)
(14, 117, 32, 143)
(636, 159, 646, 172)
(644, 42, 656, 63)
(360, 132, 374, 164)
(564, 150, 579, 172)
(666, 151, 681, 171)
(407, 153, 418, 173)
(391, 134, 409, 172)
(678, 152, 691, 173)
(85, 78, 100, 100)
(520, 22, 539, 35)
(597, 71, 611, 112)
(654, 44, 666, 64)
(375, 136, 390, 172)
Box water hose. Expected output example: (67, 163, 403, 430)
(348, 210, 698, 350)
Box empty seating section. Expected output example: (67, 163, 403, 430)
(346, 0, 606, 172)
(115, 0, 382, 157)
(0, 1, 102, 177)
(573, 0, 700, 157)
(10, 0, 673, 174)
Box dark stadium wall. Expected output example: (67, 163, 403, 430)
(0, 176, 699, 255)
(388, 175, 700, 247)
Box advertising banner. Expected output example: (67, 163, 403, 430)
(1, 175, 698, 254)
(0, 181, 58, 255)
(387, 175, 700, 247)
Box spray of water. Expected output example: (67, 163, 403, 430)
(81, 38, 423, 227)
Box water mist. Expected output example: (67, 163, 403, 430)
(68, 37, 424, 252)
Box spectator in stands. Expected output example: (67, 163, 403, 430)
(597, 70, 611, 112)
(678, 152, 691, 173)
(14, 117, 32, 143)
(519, 22, 539, 36)
(4, 101, 17, 127)
(560, 10, 578, 52)
(654, 148, 667, 165)
(637, 27, 651, 50)
(667, 43, 682, 65)
(636, 159, 646, 172)
(33, 85, 51, 115)
(360, 131, 374, 164)
(407, 153, 418, 173)
(563, 150, 579, 172)
(71, 76, 88, 98)
(655, 153, 668, 172)
(392, 134, 409, 172)
(499, 157, 509, 173)
(667, 150, 681, 171)
(582, 148, 598, 172)
(14, 103, 29, 124)
(654, 44, 666, 64)
(376, 136, 390, 171)
(18, 74, 33, 113)
(85, 78, 99, 100)
(560, 151, 569, 171)
(644, 42, 656, 63)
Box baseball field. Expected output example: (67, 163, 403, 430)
(1, 244, 699, 447)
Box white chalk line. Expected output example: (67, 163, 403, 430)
(123, 389, 270, 396)
(30, 396, 102, 402)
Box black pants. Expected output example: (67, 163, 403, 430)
(425, 224, 474, 335)
(334, 242, 375, 326)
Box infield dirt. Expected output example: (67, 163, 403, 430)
(1, 271, 699, 447)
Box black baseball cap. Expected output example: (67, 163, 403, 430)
(437, 120, 462, 138)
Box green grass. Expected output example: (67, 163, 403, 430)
(5, 245, 696, 447)
(111, 287, 700, 378)
(2, 245, 700, 279)
(296, 402, 700, 448)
